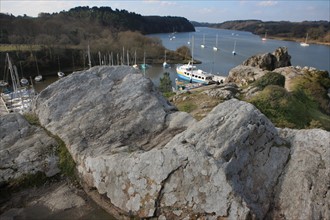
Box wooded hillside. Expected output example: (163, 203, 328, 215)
(0, 6, 195, 45)
(0, 6, 195, 77)
(193, 20, 330, 44)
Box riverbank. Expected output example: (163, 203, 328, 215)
(260, 36, 330, 46)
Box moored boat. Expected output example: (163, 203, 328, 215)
(163, 50, 170, 68)
(35, 75, 43, 82)
(176, 62, 213, 84)
(300, 33, 309, 47)
(58, 71, 65, 78)
(20, 77, 29, 86)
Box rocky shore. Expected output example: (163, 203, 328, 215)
(1, 50, 329, 219)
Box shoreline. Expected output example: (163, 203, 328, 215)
(258, 36, 330, 46)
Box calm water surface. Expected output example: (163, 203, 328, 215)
(34, 27, 329, 90)
(146, 26, 329, 86)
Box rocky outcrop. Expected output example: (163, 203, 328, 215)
(270, 128, 330, 219)
(0, 181, 114, 219)
(242, 47, 291, 71)
(227, 47, 292, 87)
(31, 65, 330, 219)
(226, 65, 267, 86)
(0, 113, 60, 183)
(203, 82, 240, 99)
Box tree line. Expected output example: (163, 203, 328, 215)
(192, 20, 330, 43)
(0, 6, 195, 77)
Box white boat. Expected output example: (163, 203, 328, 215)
(20, 77, 29, 85)
(213, 34, 219, 51)
(177, 36, 213, 84)
(1, 54, 35, 114)
(232, 40, 237, 55)
(262, 31, 267, 41)
(201, 34, 206, 48)
(57, 56, 65, 78)
(33, 55, 42, 82)
(58, 72, 65, 78)
(300, 33, 309, 47)
(132, 50, 139, 69)
(163, 50, 170, 68)
(35, 75, 43, 82)
(0, 80, 8, 87)
(176, 62, 213, 84)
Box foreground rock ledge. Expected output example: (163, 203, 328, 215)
(0, 113, 60, 183)
(33, 66, 330, 219)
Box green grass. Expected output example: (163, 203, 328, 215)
(53, 135, 77, 179)
(252, 71, 285, 90)
(176, 101, 198, 113)
(24, 113, 77, 179)
(0, 44, 42, 52)
(23, 113, 41, 126)
(249, 85, 330, 130)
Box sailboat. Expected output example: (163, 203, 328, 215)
(57, 57, 65, 78)
(232, 40, 237, 55)
(163, 50, 170, 68)
(176, 36, 214, 84)
(34, 55, 42, 82)
(300, 33, 309, 47)
(132, 50, 138, 69)
(262, 31, 267, 41)
(140, 52, 149, 70)
(201, 34, 205, 48)
(19, 62, 29, 86)
(213, 34, 219, 51)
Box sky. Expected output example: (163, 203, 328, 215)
(1, 0, 329, 23)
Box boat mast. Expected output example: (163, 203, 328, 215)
(191, 35, 194, 65)
(88, 43, 92, 69)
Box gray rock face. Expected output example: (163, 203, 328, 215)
(226, 65, 267, 86)
(228, 47, 291, 87)
(242, 47, 291, 71)
(0, 113, 60, 183)
(203, 83, 239, 99)
(270, 128, 330, 220)
(32, 66, 329, 219)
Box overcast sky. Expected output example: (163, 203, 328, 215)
(1, 0, 329, 23)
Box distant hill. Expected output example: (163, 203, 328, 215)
(0, 6, 195, 45)
(193, 20, 330, 44)
(0, 7, 195, 78)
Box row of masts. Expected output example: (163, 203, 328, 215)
(92, 47, 147, 68)
(0, 53, 36, 114)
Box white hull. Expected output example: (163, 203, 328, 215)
(58, 72, 65, 78)
(300, 42, 309, 47)
(35, 75, 43, 82)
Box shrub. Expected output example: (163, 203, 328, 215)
(249, 85, 330, 130)
(159, 72, 172, 93)
(177, 101, 197, 113)
(252, 71, 285, 90)
(23, 113, 40, 126)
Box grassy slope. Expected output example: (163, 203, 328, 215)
(169, 71, 330, 131)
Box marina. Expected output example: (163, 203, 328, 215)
(1, 27, 329, 97)
(0, 53, 36, 115)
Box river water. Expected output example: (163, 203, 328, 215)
(146, 26, 330, 87)
(33, 27, 329, 91)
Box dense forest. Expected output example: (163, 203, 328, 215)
(192, 20, 330, 44)
(0, 6, 194, 45)
(0, 6, 195, 77)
